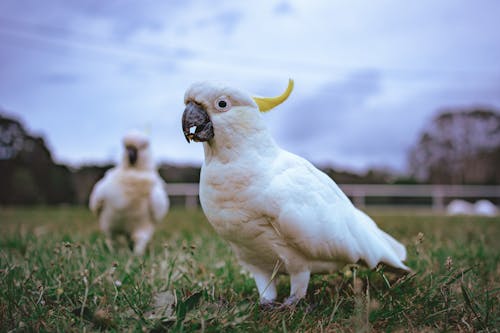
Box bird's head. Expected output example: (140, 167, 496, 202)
(122, 130, 153, 170)
(182, 79, 294, 144)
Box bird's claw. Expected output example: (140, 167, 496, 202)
(259, 300, 279, 311)
(283, 295, 301, 307)
(259, 295, 302, 311)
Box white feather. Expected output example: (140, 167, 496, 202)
(150, 176, 170, 222)
(185, 81, 409, 304)
(88, 131, 169, 255)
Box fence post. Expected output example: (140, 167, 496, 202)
(432, 186, 445, 212)
(352, 190, 366, 208)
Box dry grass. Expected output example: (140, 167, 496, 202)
(0, 206, 499, 332)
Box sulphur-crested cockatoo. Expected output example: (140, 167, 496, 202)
(89, 130, 169, 255)
(181, 80, 409, 305)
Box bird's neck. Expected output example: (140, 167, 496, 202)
(202, 129, 279, 165)
(121, 158, 154, 172)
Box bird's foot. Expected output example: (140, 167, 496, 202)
(283, 295, 301, 307)
(104, 238, 114, 253)
(259, 298, 276, 309)
(282, 295, 315, 312)
(260, 298, 290, 311)
(259, 295, 306, 311)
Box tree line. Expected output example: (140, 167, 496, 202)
(1, 108, 499, 205)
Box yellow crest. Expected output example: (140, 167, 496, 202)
(253, 79, 294, 112)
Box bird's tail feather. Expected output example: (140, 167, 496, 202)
(353, 210, 410, 272)
(379, 230, 407, 261)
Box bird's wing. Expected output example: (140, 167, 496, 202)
(149, 175, 169, 223)
(265, 151, 408, 270)
(89, 170, 115, 216)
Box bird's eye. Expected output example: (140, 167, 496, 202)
(214, 96, 231, 112)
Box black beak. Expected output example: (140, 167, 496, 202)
(127, 147, 138, 165)
(182, 101, 214, 143)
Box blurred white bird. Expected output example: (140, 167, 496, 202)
(89, 130, 169, 255)
(181, 79, 409, 306)
(473, 200, 498, 216)
(446, 199, 499, 216)
(446, 199, 473, 216)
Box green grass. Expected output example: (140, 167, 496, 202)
(1, 206, 499, 332)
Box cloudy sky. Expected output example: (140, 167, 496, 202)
(1, 0, 499, 172)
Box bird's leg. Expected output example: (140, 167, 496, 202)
(126, 234, 134, 252)
(102, 230, 115, 253)
(132, 225, 154, 256)
(104, 237, 114, 253)
(284, 270, 310, 306)
(250, 268, 277, 306)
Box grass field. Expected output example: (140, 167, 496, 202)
(1, 206, 499, 332)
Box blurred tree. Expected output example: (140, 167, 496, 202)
(72, 164, 113, 205)
(408, 108, 500, 184)
(321, 166, 394, 184)
(0, 113, 75, 204)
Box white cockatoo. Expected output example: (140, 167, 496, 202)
(181, 79, 409, 306)
(89, 130, 169, 255)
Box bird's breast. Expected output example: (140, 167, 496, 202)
(199, 164, 266, 238)
(113, 171, 154, 209)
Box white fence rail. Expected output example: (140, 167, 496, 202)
(166, 183, 500, 211)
